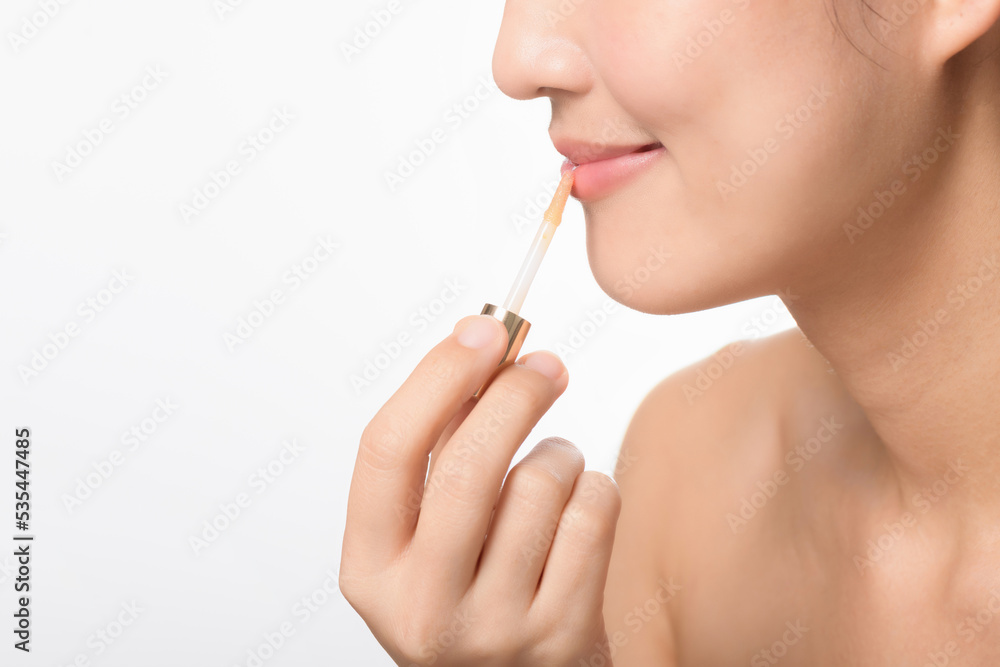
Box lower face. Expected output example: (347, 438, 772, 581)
(544, 0, 945, 315)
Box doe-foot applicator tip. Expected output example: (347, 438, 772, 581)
(543, 170, 575, 227)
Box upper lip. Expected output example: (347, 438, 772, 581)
(552, 137, 663, 166)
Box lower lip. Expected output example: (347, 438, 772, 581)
(562, 146, 667, 201)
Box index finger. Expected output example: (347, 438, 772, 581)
(343, 315, 509, 566)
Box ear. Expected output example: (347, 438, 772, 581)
(922, 0, 1000, 65)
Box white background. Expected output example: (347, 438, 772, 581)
(0, 1, 795, 665)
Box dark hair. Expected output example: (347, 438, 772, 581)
(828, 0, 1000, 68)
(826, 0, 889, 70)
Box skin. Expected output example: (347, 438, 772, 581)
(341, 0, 1000, 664)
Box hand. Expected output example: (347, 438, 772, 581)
(340, 314, 622, 666)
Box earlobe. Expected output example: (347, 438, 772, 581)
(923, 0, 1000, 65)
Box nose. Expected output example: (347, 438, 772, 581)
(492, 1, 593, 101)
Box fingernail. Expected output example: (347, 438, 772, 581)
(518, 351, 566, 380)
(456, 316, 504, 349)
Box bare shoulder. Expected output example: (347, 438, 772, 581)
(602, 327, 836, 664)
(614, 326, 833, 514)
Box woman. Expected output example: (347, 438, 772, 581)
(341, 0, 1000, 663)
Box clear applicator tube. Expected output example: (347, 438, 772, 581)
(474, 170, 575, 398)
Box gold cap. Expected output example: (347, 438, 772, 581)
(473, 303, 530, 398)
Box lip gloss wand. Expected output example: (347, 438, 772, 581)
(474, 169, 575, 398)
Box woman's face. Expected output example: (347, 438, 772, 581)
(493, 0, 948, 314)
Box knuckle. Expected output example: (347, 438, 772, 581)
(532, 437, 585, 469)
(426, 457, 488, 505)
(396, 635, 431, 665)
(337, 565, 373, 615)
(338, 568, 360, 605)
(359, 411, 413, 472)
(527, 631, 579, 664)
(564, 472, 622, 541)
(486, 377, 542, 416)
(537, 435, 581, 453)
(422, 351, 465, 396)
(397, 609, 476, 664)
(455, 624, 510, 663)
(504, 463, 566, 508)
(579, 470, 622, 506)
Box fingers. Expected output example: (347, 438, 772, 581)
(409, 350, 569, 594)
(344, 315, 508, 567)
(427, 399, 476, 483)
(532, 471, 622, 621)
(474, 437, 585, 604)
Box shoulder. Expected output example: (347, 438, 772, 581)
(616, 327, 829, 487)
(609, 326, 851, 570)
(603, 328, 827, 661)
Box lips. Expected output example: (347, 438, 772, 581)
(554, 139, 666, 201)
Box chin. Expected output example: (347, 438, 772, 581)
(586, 238, 777, 317)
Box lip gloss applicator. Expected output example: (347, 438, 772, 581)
(474, 169, 575, 398)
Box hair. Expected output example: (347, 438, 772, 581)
(827, 0, 1000, 68)
(827, 0, 890, 70)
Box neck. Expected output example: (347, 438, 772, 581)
(785, 76, 1000, 514)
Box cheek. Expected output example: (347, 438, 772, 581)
(592, 0, 849, 159)
(584, 0, 892, 305)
